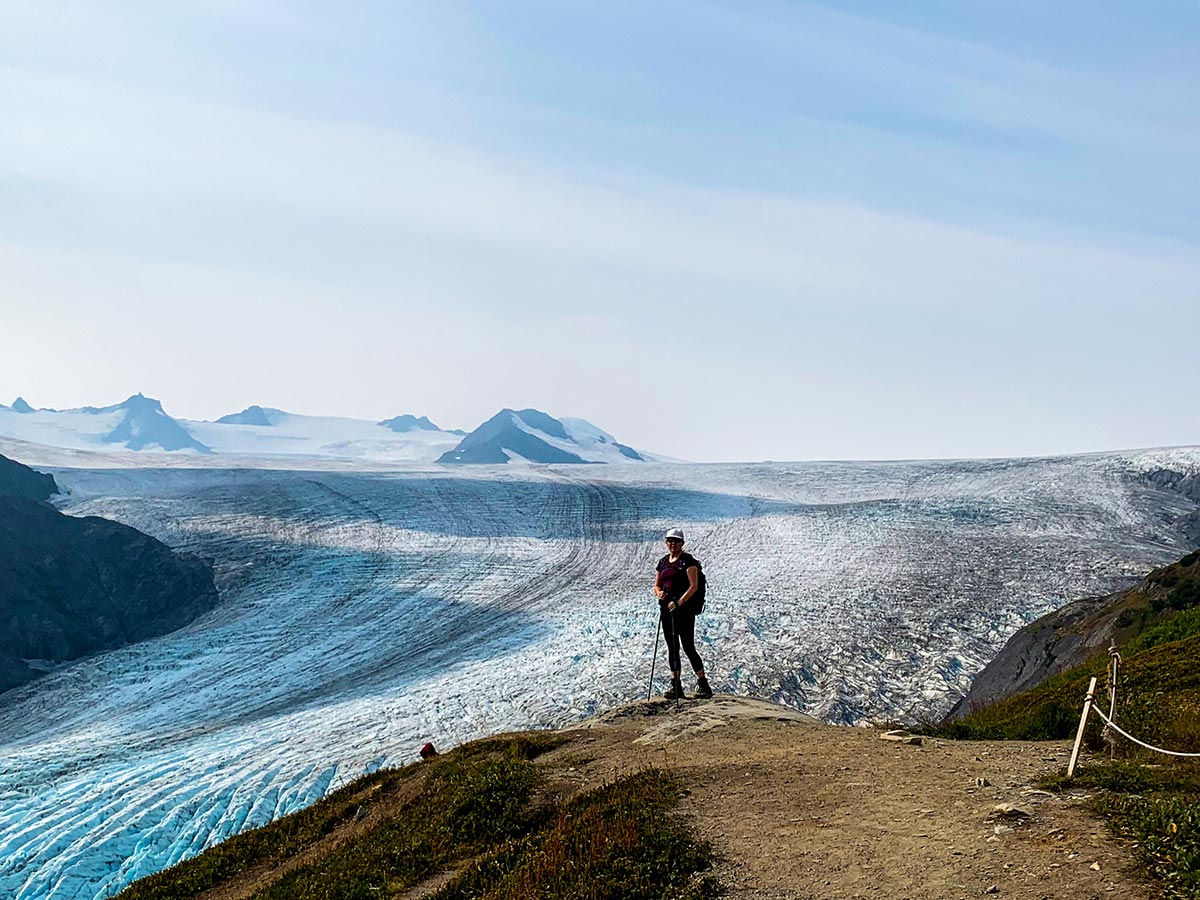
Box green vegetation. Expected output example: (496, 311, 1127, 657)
(430, 769, 720, 900)
(115, 732, 719, 900)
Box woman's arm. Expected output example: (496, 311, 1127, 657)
(672, 566, 700, 608)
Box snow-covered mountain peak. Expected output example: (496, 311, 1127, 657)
(11, 397, 34, 414)
(439, 408, 647, 464)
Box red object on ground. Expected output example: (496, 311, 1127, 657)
(419, 742, 438, 759)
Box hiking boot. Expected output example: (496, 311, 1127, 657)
(664, 679, 686, 700)
(695, 677, 713, 699)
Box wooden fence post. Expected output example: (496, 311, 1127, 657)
(1067, 676, 1099, 778)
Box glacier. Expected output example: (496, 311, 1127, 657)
(1, 445, 1198, 899)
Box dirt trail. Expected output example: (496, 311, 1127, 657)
(564, 697, 1151, 900)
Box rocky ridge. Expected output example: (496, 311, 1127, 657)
(0, 453, 219, 695)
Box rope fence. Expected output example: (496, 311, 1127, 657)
(1091, 706, 1200, 759)
(1067, 643, 1200, 776)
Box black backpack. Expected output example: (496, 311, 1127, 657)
(659, 552, 707, 614)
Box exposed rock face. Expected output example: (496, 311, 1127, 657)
(0, 455, 218, 695)
(946, 550, 1200, 721)
(944, 584, 1128, 719)
(0, 453, 58, 501)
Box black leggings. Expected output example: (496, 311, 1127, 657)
(661, 606, 703, 675)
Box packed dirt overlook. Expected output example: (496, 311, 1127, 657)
(575, 698, 1148, 899)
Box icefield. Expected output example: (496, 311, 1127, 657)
(2, 446, 1199, 899)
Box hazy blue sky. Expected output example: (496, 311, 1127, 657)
(2, 1, 1197, 461)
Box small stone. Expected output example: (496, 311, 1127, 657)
(984, 886, 999, 895)
(880, 730, 923, 745)
(994, 825, 1014, 835)
(1090, 862, 1101, 871)
(992, 803, 1032, 819)
(976, 777, 992, 787)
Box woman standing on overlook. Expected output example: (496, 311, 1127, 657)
(654, 528, 712, 700)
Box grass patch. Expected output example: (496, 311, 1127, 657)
(247, 750, 543, 899)
(1129, 606, 1200, 653)
(429, 768, 720, 900)
(116, 732, 720, 900)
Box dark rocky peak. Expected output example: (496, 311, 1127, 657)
(100, 394, 211, 452)
(216, 405, 285, 427)
(513, 409, 570, 440)
(115, 392, 164, 413)
(0, 453, 58, 501)
(11, 397, 35, 414)
(378, 414, 442, 433)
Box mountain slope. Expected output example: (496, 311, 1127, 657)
(102, 394, 211, 451)
(438, 409, 587, 464)
(0, 451, 58, 501)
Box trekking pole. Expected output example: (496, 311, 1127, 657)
(647, 615, 662, 701)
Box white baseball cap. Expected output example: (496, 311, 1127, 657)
(664, 528, 685, 541)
